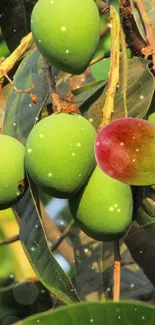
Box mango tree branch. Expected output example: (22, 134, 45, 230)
(134, 0, 155, 70)
(0, 32, 33, 82)
(99, 5, 120, 129)
(120, 27, 128, 117)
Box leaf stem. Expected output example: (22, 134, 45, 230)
(99, 5, 120, 129)
(0, 234, 19, 245)
(113, 239, 121, 302)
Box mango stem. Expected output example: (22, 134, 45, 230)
(113, 239, 121, 301)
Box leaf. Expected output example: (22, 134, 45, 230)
(74, 231, 104, 301)
(125, 221, 155, 287)
(14, 180, 80, 304)
(3, 48, 49, 142)
(133, 186, 155, 227)
(90, 58, 110, 81)
(0, 0, 37, 51)
(88, 57, 155, 130)
(17, 301, 155, 325)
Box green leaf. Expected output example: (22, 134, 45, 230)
(3, 49, 49, 142)
(88, 57, 155, 130)
(91, 58, 110, 81)
(17, 301, 155, 325)
(14, 179, 80, 305)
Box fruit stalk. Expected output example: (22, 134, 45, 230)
(113, 239, 121, 301)
(99, 5, 120, 129)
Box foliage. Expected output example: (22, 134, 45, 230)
(0, 0, 155, 324)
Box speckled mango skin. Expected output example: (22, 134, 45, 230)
(31, 0, 100, 74)
(25, 113, 96, 198)
(69, 166, 133, 241)
(0, 135, 26, 210)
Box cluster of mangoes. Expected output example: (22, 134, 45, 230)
(2, 0, 155, 242)
(2, 112, 155, 241)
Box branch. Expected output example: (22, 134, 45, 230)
(99, 4, 120, 129)
(120, 0, 147, 55)
(51, 220, 75, 252)
(40, 202, 75, 267)
(0, 32, 33, 82)
(134, 0, 155, 70)
(0, 234, 19, 245)
(113, 239, 121, 302)
(120, 27, 128, 117)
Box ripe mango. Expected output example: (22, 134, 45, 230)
(69, 166, 133, 241)
(25, 113, 96, 198)
(0, 135, 25, 210)
(31, 0, 100, 74)
(95, 118, 155, 186)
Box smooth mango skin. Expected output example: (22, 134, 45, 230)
(69, 166, 133, 241)
(31, 0, 100, 75)
(25, 113, 96, 198)
(0, 135, 25, 210)
(95, 118, 155, 186)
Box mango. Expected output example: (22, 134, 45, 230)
(147, 112, 155, 123)
(95, 118, 155, 186)
(0, 135, 26, 210)
(25, 113, 96, 198)
(31, 0, 100, 75)
(69, 166, 133, 241)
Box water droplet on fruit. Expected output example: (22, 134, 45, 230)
(61, 26, 66, 32)
(40, 134, 44, 138)
(27, 148, 32, 153)
(96, 141, 100, 146)
(138, 123, 141, 126)
(38, 39, 41, 43)
(133, 136, 136, 140)
(76, 142, 81, 147)
(114, 204, 118, 208)
(65, 49, 69, 54)
(48, 172, 53, 177)
(109, 150, 129, 171)
(120, 142, 124, 146)
(16, 192, 20, 196)
(132, 159, 136, 162)
(51, 0, 54, 3)
(135, 148, 139, 152)
(79, 174, 81, 177)
(117, 209, 121, 212)
(72, 152, 75, 156)
(109, 207, 114, 212)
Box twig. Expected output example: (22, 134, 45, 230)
(113, 239, 121, 302)
(120, 27, 128, 117)
(120, 0, 147, 55)
(0, 234, 19, 245)
(134, 0, 155, 70)
(0, 32, 33, 82)
(4, 74, 38, 104)
(99, 4, 120, 129)
(40, 202, 75, 266)
(51, 220, 75, 252)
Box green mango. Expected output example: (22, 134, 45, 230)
(69, 166, 133, 241)
(147, 112, 155, 123)
(0, 135, 25, 210)
(31, 0, 100, 75)
(25, 113, 96, 198)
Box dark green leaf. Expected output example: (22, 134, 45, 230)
(14, 179, 80, 305)
(17, 301, 155, 325)
(3, 48, 49, 142)
(0, 0, 37, 51)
